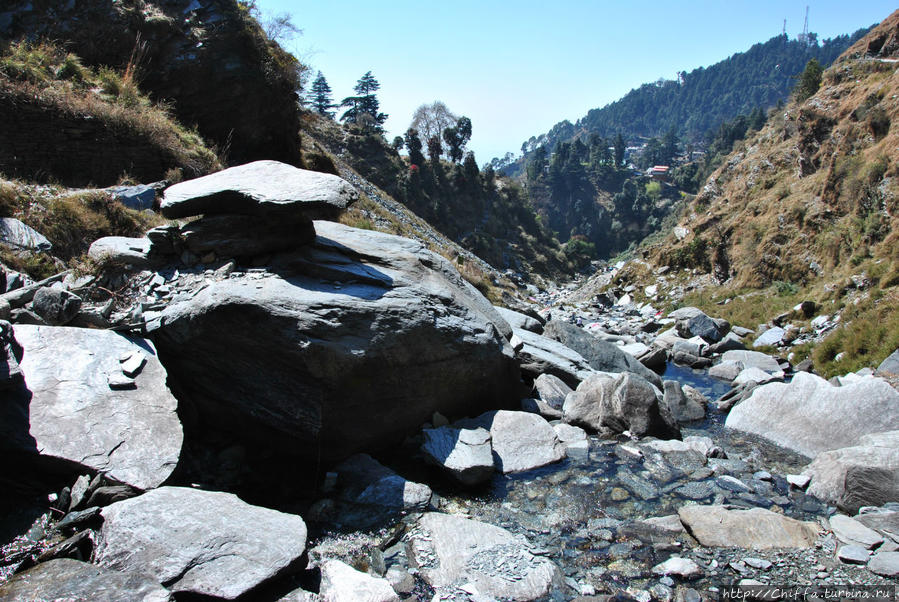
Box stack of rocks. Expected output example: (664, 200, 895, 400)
(89, 160, 358, 267)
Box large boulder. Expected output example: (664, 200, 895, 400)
(96, 487, 307, 600)
(563, 372, 680, 439)
(661, 380, 705, 423)
(678, 505, 819, 549)
(533, 373, 572, 410)
(803, 431, 899, 513)
(421, 426, 495, 486)
(30, 287, 81, 326)
(407, 512, 562, 601)
(494, 306, 543, 333)
(160, 161, 357, 220)
(458, 410, 566, 473)
(513, 327, 593, 388)
(333, 453, 432, 510)
(148, 221, 519, 463)
(726, 372, 899, 458)
(0, 558, 171, 602)
(721, 349, 781, 373)
(1, 325, 182, 490)
(543, 320, 663, 389)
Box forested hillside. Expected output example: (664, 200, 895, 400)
(512, 29, 870, 172)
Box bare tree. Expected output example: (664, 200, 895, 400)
(410, 101, 458, 158)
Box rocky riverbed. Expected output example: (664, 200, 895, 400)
(2, 162, 899, 601)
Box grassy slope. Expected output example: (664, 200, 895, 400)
(614, 10, 899, 376)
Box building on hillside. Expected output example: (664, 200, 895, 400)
(647, 165, 670, 182)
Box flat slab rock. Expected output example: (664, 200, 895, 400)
(725, 372, 899, 458)
(319, 559, 398, 602)
(334, 453, 432, 509)
(161, 160, 358, 219)
(678, 505, 819, 549)
(407, 512, 562, 601)
(0, 558, 171, 602)
(457, 410, 566, 474)
(513, 327, 594, 388)
(96, 486, 307, 600)
(5, 325, 182, 490)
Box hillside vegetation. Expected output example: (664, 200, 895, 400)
(617, 10, 899, 376)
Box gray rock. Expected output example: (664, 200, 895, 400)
(0, 558, 170, 602)
(0, 217, 51, 251)
(495, 306, 542, 333)
(708, 332, 746, 354)
(868, 552, 899, 577)
(726, 372, 899, 458)
(161, 160, 357, 219)
(879, 349, 899, 376)
(618, 469, 661, 500)
(422, 426, 495, 486)
(319, 559, 399, 602)
(709, 360, 744, 382)
(407, 512, 562, 601)
(676, 481, 718, 500)
(716, 475, 751, 493)
(677, 505, 819, 549)
(514, 327, 594, 388)
(96, 486, 307, 600)
(652, 556, 703, 579)
(109, 183, 159, 210)
(733, 366, 782, 386)
(564, 372, 680, 439)
(721, 350, 782, 373)
(637, 345, 668, 373)
(855, 509, 899, 539)
(3, 325, 182, 490)
(677, 312, 722, 343)
(533, 373, 573, 409)
(30, 287, 82, 326)
(829, 514, 884, 549)
(543, 319, 663, 389)
(335, 453, 432, 509)
(743, 557, 773, 570)
(0, 320, 23, 388)
(461, 410, 565, 474)
(671, 349, 711, 369)
(148, 221, 519, 463)
(753, 327, 785, 348)
(553, 422, 587, 443)
(837, 545, 871, 564)
(88, 236, 152, 267)
(662, 380, 705, 423)
(521, 397, 563, 419)
(180, 213, 316, 258)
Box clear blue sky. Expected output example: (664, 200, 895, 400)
(255, 1, 895, 162)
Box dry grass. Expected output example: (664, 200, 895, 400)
(0, 178, 164, 279)
(0, 40, 221, 176)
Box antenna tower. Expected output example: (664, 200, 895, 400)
(800, 6, 809, 44)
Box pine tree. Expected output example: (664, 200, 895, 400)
(309, 71, 335, 117)
(795, 58, 823, 101)
(341, 71, 388, 132)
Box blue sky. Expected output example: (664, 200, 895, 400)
(256, 1, 896, 162)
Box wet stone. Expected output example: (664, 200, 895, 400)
(676, 481, 718, 500)
(617, 470, 661, 500)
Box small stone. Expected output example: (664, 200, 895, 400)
(610, 487, 630, 501)
(743, 557, 772, 570)
(107, 372, 136, 390)
(120, 351, 147, 377)
(868, 551, 899, 577)
(786, 474, 811, 489)
(716, 475, 751, 493)
(830, 514, 884, 549)
(651, 556, 703, 580)
(837, 545, 871, 564)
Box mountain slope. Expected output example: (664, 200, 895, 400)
(607, 9, 899, 376)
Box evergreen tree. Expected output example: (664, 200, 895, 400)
(795, 58, 823, 101)
(613, 133, 626, 168)
(443, 116, 473, 163)
(404, 128, 426, 167)
(340, 71, 388, 132)
(427, 136, 443, 164)
(309, 71, 335, 117)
